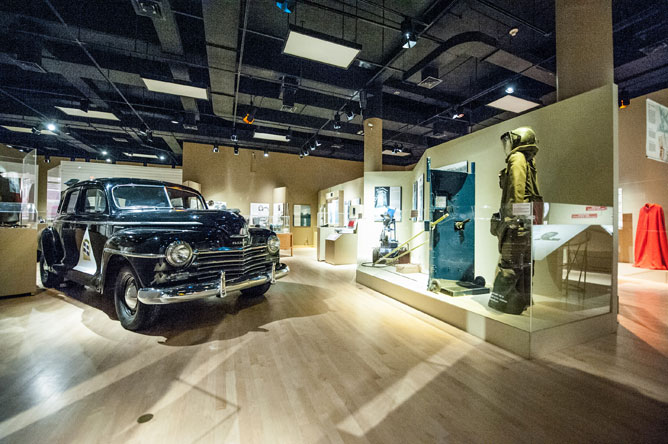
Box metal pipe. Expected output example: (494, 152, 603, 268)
(232, 0, 252, 128)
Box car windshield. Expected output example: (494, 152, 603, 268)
(112, 185, 205, 210)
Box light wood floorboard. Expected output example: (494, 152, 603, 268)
(0, 249, 667, 443)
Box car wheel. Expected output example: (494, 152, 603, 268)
(39, 256, 63, 288)
(114, 265, 158, 331)
(240, 282, 271, 298)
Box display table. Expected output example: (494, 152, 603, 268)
(277, 232, 293, 257)
(325, 232, 358, 265)
(317, 227, 340, 261)
(0, 227, 37, 297)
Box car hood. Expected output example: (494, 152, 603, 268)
(114, 209, 248, 235)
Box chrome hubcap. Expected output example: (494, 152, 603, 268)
(124, 278, 138, 311)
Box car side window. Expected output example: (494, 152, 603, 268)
(65, 189, 80, 215)
(83, 188, 107, 214)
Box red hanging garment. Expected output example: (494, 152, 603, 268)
(634, 203, 668, 270)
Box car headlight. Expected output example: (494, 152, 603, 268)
(267, 234, 281, 254)
(165, 241, 193, 267)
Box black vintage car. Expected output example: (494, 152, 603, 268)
(39, 178, 289, 330)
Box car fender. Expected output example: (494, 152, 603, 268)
(100, 228, 209, 292)
(39, 227, 64, 266)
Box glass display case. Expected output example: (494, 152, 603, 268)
(0, 148, 38, 296)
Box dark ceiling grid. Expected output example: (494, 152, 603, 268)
(0, 0, 666, 166)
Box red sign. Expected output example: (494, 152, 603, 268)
(585, 206, 607, 211)
(572, 213, 598, 219)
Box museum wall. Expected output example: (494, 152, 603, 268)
(182, 142, 364, 246)
(618, 87, 668, 260)
(403, 84, 619, 283)
(31, 155, 178, 219)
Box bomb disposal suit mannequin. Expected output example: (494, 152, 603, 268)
(488, 127, 542, 314)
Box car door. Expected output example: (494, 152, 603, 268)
(58, 187, 82, 268)
(73, 186, 109, 276)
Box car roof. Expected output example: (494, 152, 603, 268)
(65, 178, 199, 193)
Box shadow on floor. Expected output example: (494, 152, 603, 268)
(50, 280, 333, 346)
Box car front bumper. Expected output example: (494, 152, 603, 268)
(137, 263, 289, 305)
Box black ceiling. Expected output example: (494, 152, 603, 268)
(0, 0, 666, 166)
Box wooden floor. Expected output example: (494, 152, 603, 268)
(1, 249, 667, 443)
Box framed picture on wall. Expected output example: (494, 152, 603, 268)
(412, 181, 418, 221)
(417, 174, 424, 222)
(293, 204, 311, 227)
(250, 202, 270, 226)
(374, 186, 402, 222)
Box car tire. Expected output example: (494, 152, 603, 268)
(114, 265, 158, 331)
(240, 282, 271, 298)
(39, 256, 63, 288)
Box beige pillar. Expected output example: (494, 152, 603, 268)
(363, 117, 383, 172)
(555, 0, 614, 101)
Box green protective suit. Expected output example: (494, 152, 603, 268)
(488, 127, 543, 315)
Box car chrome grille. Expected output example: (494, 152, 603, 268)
(191, 245, 271, 283)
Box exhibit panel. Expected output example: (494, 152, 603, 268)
(0, 149, 38, 297)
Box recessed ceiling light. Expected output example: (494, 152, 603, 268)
(101, 150, 108, 155)
(46, 123, 57, 131)
(1, 125, 56, 135)
(159, 155, 166, 160)
(509, 27, 519, 37)
(283, 26, 362, 69)
(382, 149, 411, 157)
(487, 95, 540, 113)
(253, 131, 290, 142)
(141, 78, 209, 100)
(55, 106, 120, 121)
(123, 152, 159, 159)
(106, 158, 112, 163)
(505, 86, 514, 94)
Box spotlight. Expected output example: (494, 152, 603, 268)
(46, 123, 57, 132)
(263, 148, 269, 157)
(505, 86, 514, 94)
(276, 0, 295, 13)
(243, 100, 257, 124)
(619, 90, 630, 109)
(333, 113, 342, 130)
(303, 148, 310, 157)
(101, 150, 108, 155)
(213, 145, 219, 153)
(170, 117, 179, 124)
(299, 152, 304, 158)
(7, 145, 12, 148)
(314, 137, 322, 147)
(452, 110, 464, 119)
(31, 127, 41, 135)
(234, 145, 239, 155)
(106, 158, 112, 163)
(509, 27, 519, 37)
(159, 154, 165, 161)
(401, 18, 417, 49)
(309, 141, 316, 151)
(230, 129, 238, 142)
(45, 155, 50, 164)
(345, 104, 356, 121)
(63, 126, 71, 135)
